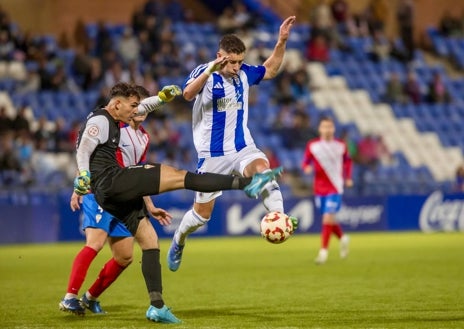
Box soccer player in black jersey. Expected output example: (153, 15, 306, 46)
(73, 82, 282, 323)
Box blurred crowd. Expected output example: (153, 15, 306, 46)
(1, 0, 463, 195)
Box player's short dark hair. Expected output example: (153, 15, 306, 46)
(109, 82, 140, 100)
(318, 116, 334, 125)
(219, 34, 246, 54)
(135, 85, 150, 99)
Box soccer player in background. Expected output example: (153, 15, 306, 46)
(72, 82, 280, 321)
(60, 86, 173, 318)
(302, 116, 353, 265)
(167, 16, 298, 272)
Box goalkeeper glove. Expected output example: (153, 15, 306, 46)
(137, 85, 182, 115)
(204, 60, 223, 76)
(158, 85, 182, 102)
(73, 170, 91, 195)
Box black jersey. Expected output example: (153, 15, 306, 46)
(76, 109, 121, 191)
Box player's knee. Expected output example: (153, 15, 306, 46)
(86, 241, 105, 252)
(114, 254, 133, 267)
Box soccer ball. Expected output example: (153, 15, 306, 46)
(260, 211, 294, 244)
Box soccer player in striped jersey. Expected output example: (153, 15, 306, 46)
(167, 16, 298, 272)
(302, 117, 353, 264)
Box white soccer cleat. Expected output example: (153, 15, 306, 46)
(340, 235, 350, 259)
(314, 249, 328, 265)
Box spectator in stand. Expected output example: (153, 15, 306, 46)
(340, 128, 358, 162)
(427, 72, 451, 104)
(306, 35, 330, 63)
(12, 106, 30, 136)
(272, 104, 294, 131)
(138, 30, 154, 64)
(282, 111, 318, 150)
(274, 70, 296, 105)
(403, 71, 421, 104)
(51, 117, 71, 153)
(455, 164, 464, 192)
(310, 0, 334, 43)
(0, 29, 14, 60)
(143, 0, 163, 17)
(366, 0, 389, 33)
(290, 68, 311, 103)
(33, 116, 52, 150)
(345, 12, 370, 37)
(118, 27, 140, 65)
(369, 30, 391, 62)
(103, 61, 130, 88)
(396, 0, 415, 62)
(233, 2, 254, 30)
(0, 130, 22, 185)
(439, 11, 461, 37)
(384, 72, 404, 104)
(94, 21, 112, 57)
(0, 106, 13, 132)
(128, 60, 143, 85)
(331, 0, 349, 25)
(218, 6, 239, 34)
(357, 134, 381, 170)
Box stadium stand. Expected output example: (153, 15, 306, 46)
(1, 1, 463, 197)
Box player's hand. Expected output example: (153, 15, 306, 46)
(290, 216, 298, 233)
(73, 170, 91, 196)
(147, 205, 173, 226)
(303, 166, 312, 175)
(70, 191, 83, 211)
(158, 85, 182, 102)
(205, 56, 229, 76)
(279, 16, 296, 42)
(345, 179, 354, 188)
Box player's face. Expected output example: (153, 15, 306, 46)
(115, 95, 140, 124)
(218, 51, 245, 77)
(319, 120, 335, 140)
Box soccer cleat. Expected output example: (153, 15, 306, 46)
(314, 249, 328, 265)
(340, 235, 350, 259)
(167, 238, 184, 272)
(146, 305, 182, 323)
(59, 297, 85, 315)
(80, 293, 106, 314)
(244, 166, 284, 199)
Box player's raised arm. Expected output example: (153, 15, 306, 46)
(263, 16, 296, 80)
(183, 56, 229, 101)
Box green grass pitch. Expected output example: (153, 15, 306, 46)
(0, 232, 463, 329)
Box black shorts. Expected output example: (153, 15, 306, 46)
(94, 164, 161, 235)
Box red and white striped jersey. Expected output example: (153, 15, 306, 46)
(302, 138, 352, 196)
(116, 122, 149, 167)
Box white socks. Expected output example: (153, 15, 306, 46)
(261, 179, 284, 213)
(174, 209, 209, 245)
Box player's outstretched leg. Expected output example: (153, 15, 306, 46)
(244, 166, 283, 198)
(80, 293, 106, 314)
(146, 305, 182, 323)
(59, 297, 85, 315)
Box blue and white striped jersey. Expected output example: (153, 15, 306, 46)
(184, 63, 266, 158)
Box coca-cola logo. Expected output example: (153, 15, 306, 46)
(419, 191, 464, 232)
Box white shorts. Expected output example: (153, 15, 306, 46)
(195, 145, 268, 203)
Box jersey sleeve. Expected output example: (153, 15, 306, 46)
(240, 63, 266, 86)
(76, 115, 110, 172)
(183, 63, 209, 88)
